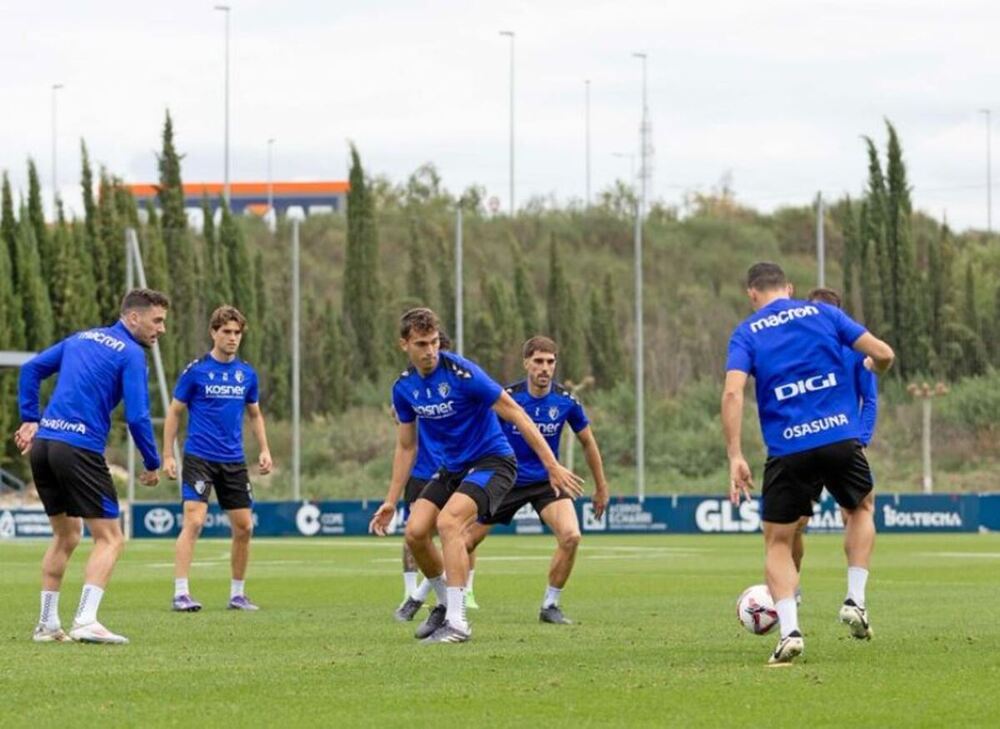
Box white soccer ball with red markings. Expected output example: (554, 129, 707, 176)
(737, 584, 778, 635)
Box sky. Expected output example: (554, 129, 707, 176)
(2, 0, 999, 230)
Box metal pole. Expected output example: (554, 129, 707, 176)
(125, 239, 136, 518)
(51, 84, 63, 211)
(981, 109, 992, 234)
(921, 398, 933, 494)
(634, 203, 645, 502)
(215, 5, 231, 204)
(500, 31, 515, 214)
(292, 219, 301, 500)
(585, 79, 591, 207)
(817, 192, 825, 287)
(633, 52, 648, 215)
(455, 206, 464, 355)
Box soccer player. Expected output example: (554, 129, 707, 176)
(721, 262, 894, 664)
(791, 287, 880, 596)
(164, 305, 272, 612)
(16, 288, 168, 644)
(464, 336, 609, 624)
(369, 308, 583, 644)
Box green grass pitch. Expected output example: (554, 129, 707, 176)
(1, 533, 998, 727)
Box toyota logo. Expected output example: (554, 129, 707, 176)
(144, 508, 176, 535)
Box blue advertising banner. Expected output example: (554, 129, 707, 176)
(976, 494, 1000, 531)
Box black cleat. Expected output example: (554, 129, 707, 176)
(394, 597, 424, 622)
(414, 604, 446, 639)
(539, 605, 573, 625)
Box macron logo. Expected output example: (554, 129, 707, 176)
(78, 330, 126, 352)
(749, 305, 820, 333)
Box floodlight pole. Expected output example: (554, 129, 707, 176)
(292, 219, 302, 500)
(500, 30, 515, 215)
(455, 205, 464, 355)
(632, 52, 647, 502)
(585, 79, 591, 207)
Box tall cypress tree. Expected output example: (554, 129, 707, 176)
(96, 171, 125, 320)
(26, 159, 54, 285)
(48, 203, 74, 336)
(1, 173, 19, 288)
(343, 143, 381, 379)
(219, 201, 256, 361)
(545, 235, 584, 381)
(513, 257, 538, 337)
(14, 212, 54, 350)
(586, 274, 625, 389)
(963, 260, 980, 338)
(0, 180, 24, 351)
(406, 218, 431, 304)
(862, 136, 892, 339)
(321, 300, 349, 413)
(63, 222, 100, 333)
(80, 141, 110, 319)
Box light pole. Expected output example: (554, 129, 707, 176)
(267, 137, 275, 217)
(633, 52, 648, 216)
(51, 83, 64, 211)
(585, 79, 591, 207)
(500, 30, 515, 215)
(214, 4, 231, 205)
(980, 109, 992, 235)
(907, 381, 949, 494)
(631, 53, 647, 502)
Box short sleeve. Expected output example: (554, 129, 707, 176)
(245, 370, 259, 404)
(173, 363, 198, 403)
(463, 360, 504, 405)
(829, 305, 867, 347)
(566, 399, 589, 433)
(392, 382, 416, 423)
(725, 328, 753, 373)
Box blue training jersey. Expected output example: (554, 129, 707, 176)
(846, 347, 879, 446)
(500, 380, 589, 486)
(411, 420, 444, 480)
(173, 354, 259, 463)
(18, 321, 160, 470)
(726, 298, 868, 457)
(391, 351, 513, 472)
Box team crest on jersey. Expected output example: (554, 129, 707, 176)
(235, 369, 245, 383)
(208, 372, 215, 380)
(548, 406, 560, 421)
(438, 383, 451, 398)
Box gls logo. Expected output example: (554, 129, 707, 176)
(774, 373, 837, 401)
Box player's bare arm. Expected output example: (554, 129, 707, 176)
(162, 398, 187, 480)
(369, 420, 418, 536)
(492, 390, 584, 498)
(246, 403, 273, 475)
(721, 369, 753, 505)
(576, 426, 609, 518)
(852, 332, 895, 375)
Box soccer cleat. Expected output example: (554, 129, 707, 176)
(839, 599, 872, 639)
(69, 621, 129, 645)
(539, 605, 573, 625)
(394, 597, 424, 622)
(32, 624, 69, 643)
(227, 595, 260, 611)
(768, 630, 804, 665)
(465, 589, 480, 610)
(420, 622, 471, 644)
(414, 604, 447, 639)
(172, 594, 203, 612)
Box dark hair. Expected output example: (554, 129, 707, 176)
(210, 305, 247, 332)
(438, 331, 452, 351)
(807, 287, 842, 308)
(746, 262, 787, 292)
(399, 307, 440, 339)
(522, 335, 559, 359)
(121, 288, 170, 316)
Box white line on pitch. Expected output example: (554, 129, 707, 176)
(918, 552, 1000, 559)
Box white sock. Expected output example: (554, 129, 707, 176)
(428, 574, 447, 605)
(403, 571, 419, 598)
(542, 585, 562, 608)
(414, 577, 433, 602)
(446, 586, 467, 631)
(75, 584, 104, 626)
(847, 566, 869, 607)
(174, 578, 190, 598)
(466, 569, 476, 591)
(231, 579, 245, 599)
(775, 597, 799, 638)
(39, 591, 60, 629)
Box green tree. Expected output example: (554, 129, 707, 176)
(586, 274, 625, 389)
(26, 159, 54, 286)
(79, 141, 111, 322)
(545, 236, 584, 381)
(14, 213, 54, 350)
(96, 171, 126, 319)
(62, 222, 100, 333)
(406, 219, 431, 304)
(343, 143, 382, 379)
(321, 301, 349, 413)
(1, 173, 19, 287)
(513, 257, 538, 337)
(219, 201, 257, 361)
(862, 136, 891, 337)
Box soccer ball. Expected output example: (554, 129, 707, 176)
(736, 584, 779, 635)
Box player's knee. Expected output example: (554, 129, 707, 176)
(557, 530, 581, 552)
(405, 516, 433, 546)
(232, 521, 253, 541)
(435, 509, 466, 541)
(57, 529, 82, 553)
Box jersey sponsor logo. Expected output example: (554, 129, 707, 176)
(748, 305, 820, 333)
(204, 384, 247, 398)
(782, 413, 849, 440)
(695, 499, 761, 533)
(412, 400, 456, 418)
(39, 418, 87, 435)
(774, 372, 838, 401)
(883, 504, 962, 528)
(77, 330, 126, 352)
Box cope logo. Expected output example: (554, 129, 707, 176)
(296, 503, 322, 536)
(774, 373, 837, 401)
(144, 508, 176, 535)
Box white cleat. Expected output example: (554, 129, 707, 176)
(69, 621, 129, 645)
(768, 630, 804, 666)
(32, 624, 69, 643)
(839, 599, 873, 640)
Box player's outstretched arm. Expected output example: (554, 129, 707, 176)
(852, 332, 895, 376)
(246, 403, 273, 475)
(15, 340, 66, 453)
(576, 426, 609, 519)
(162, 398, 187, 480)
(492, 391, 584, 498)
(369, 421, 418, 536)
(721, 370, 753, 505)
